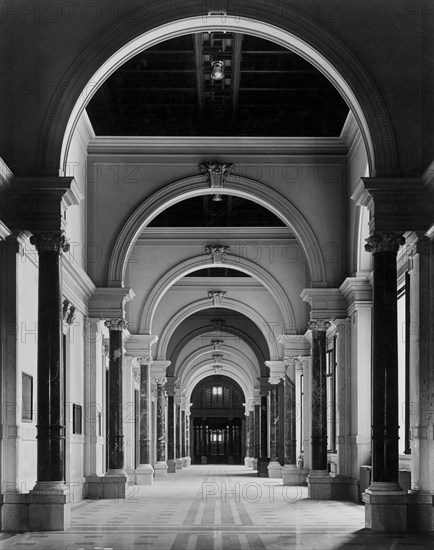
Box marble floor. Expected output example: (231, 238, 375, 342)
(0, 465, 433, 549)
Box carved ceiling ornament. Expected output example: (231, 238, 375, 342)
(199, 161, 234, 189)
(208, 290, 227, 306)
(205, 244, 230, 264)
(211, 339, 224, 350)
(365, 232, 405, 254)
(62, 299, 76, 326)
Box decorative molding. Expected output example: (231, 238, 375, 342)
(365, 233, 405, 254)
(139, 253, 295, 334)
(108, 174, 326, 287)
(208, 290, 227, 306)
(30, 231, 69, 253)
(88, 135, 348, 156)
(205, 245, 229, 264)
(157, 298, 280, 361)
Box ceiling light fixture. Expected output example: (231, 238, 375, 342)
(211, 60, 225, 81)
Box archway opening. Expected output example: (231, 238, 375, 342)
(190, 375, 246, 465)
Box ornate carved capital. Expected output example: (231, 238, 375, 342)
(365, 232, 405, 254)
(153, 377, 167, 386)
(283, 356, 302, 368)
(208, 290, 227, 306)
(206, 244, 230, 264)
(308, 320, 331, 332)
(30, 231, 69, 253)
(200, 161, 234, 188)
(104, 318, 128, 331)
(268, 376, 283, 385)
(137, 356, 152, 365)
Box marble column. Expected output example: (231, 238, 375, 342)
(260, 394, 268, 459)
(267, 377, 283, 478)
(253, 399, 260, 469)
(135, 357, 154, 485)
(185, 403, 192, 466)
(30, 232, 69, 487)
(363, 233, 407, 531)
(281, 357, 298, 485)
(154, 377, 168, 477)
(244, 404, 251, 467)
(308, 320, 330, 476)
(27, 231, 71, 529)
(104, 318, 127, 475)
(175, 398, 183, 469)
(181, 408, 187, 467)
(167, 392, 176, 473)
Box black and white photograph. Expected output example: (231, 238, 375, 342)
(0, 1, 433, 548)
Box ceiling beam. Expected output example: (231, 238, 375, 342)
(231, 33, 243, 119)
(194, 33, 205, 114)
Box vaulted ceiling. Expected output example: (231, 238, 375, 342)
(86, 32, 349, 137)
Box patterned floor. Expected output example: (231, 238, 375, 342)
(1, 465, 433, 549)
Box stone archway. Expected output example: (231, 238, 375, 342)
(43, 5, 397, 177)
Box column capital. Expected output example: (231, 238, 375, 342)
(151, 360, 171, 379)
(30, 231, 69, 253)
(105, 318, 128, 331)
(136, 356, 153, 365)
(268, 376, 284, 385)
(365, 232, 405, 254)
(308, 319, 331, 332)
(153, 377, 167, 386)
(265, 360, 286, 380)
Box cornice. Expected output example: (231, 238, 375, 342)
(172, 279, 263, 289)
(137, 227, 296, 242)
(0, 157, 13, 188)
(0, 221, 11, 241)
(340, 111, 363, 160)
(62, 257, 96, 315)
(87, 136, 348, 156)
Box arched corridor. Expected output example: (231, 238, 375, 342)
(0, 465, 432, 549)
(1, 0, 434, 542)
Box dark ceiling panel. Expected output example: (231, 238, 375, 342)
(86, 33, 349, 137)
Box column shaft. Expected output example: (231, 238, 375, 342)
(34, 240, 65, 482)
(260, 395, 268, 458)
(284, 370, 297, 465)
(106, 323, 125, 472)
(370, 247, 400, 483)
(167, 395, 175, 461)
(139, 361, 151, 465)
(269, 383, 279, 462)
(310, 323, 329, 472)
(156, 383, 166, 462)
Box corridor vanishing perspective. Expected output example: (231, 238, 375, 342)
(1, 0, 434, 543)
(0, 465, 432, 550)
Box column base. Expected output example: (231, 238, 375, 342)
(407, 491, 434, 532)
(167, 459, 177, 473)
(154, 461, 168, 477)
(267, 461, 282, 479)
(244, 457, 253, 468)
(86, 475, 127, 499)
(257, 457, 270, 477)
(282, 464, 309, 486)
(308, 472, 356, 500)
(1, 484, 71, 531)
(182, 456, 191, 467)
(135, 465, 154, 485)
(175, 458, 183, 470)
(251, 458, 258, 469)
(363, 482, 407, 532)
